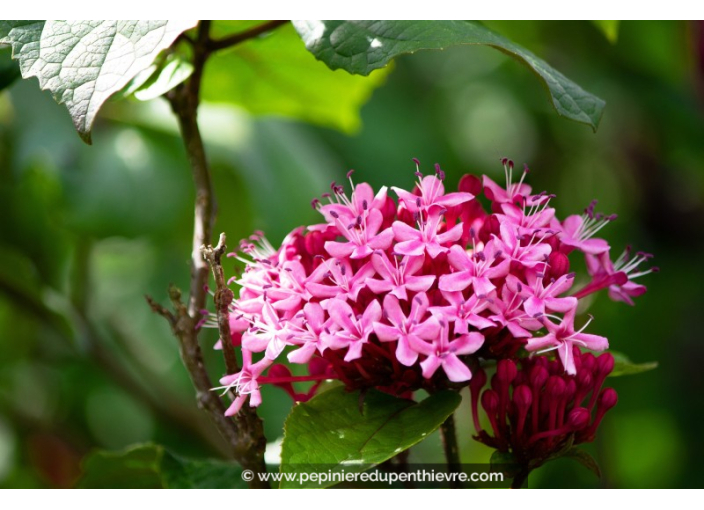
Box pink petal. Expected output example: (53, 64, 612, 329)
(441, 355, 473, 382)
(472, 276, 496, 297)
(405, 275, 435, 293)
(525, 334, 558, 352)
(447, 245, 471, 271)
(287, 342, 318, 364)
(373, 322, 400, 342)
(395, 240, 425, 256)
(367, 278, 394, 295)
(438, 271, 472, 292)
(413, 317, 441, 340)
(396, 336, 419, 366)
(574, 332, 609, 351)
(420, 355, 442, 379)
(436, 222, 464, 244)
(324, 240, 355, 258)
(328, 299, 357, 333)
(368, 227, 395, 250)
(435, 191, 475, 209)
(392, 220, 421, 242)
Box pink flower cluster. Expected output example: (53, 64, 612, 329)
(213, 160, 655, 417)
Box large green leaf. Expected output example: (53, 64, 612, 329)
(203, 22, 388, 133)
(280, 387, 461, 489)
(293, 20, 605, 131)
(77, 444, 246, 489)
(0, 20, 197, 143)
(608, 350, 658, 377)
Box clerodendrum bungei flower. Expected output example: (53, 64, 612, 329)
(207, 158, 655, 465)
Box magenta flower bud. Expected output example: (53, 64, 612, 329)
(304, 231, 325, 256)
(458, 174, 482, 196)
(580, 352, 596, 373)
(497, 359, 517, 386)
(380, 195, 397, 223)
(545, 375, 566, 399)
(567, 407, 591, 431)
(596, 353, 615, 377)
(469, 367, 487, 393)
(576, 370, 592, 390)
(513, 385, 533, 411)
(529, 365, 549, 390)
(479, 214, 500, 243)
(598, 388, 618, 411)
(548, 251, 570, 279)
(268, 364, 292, 379)
(481, 389, 500, 415)
(564, 379, 577, 401)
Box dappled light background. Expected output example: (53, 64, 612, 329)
(0, 20, 702, 488)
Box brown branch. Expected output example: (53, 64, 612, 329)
(206, 20, 289, 53)
(201, 233, 239, 375)
(149, 20, 269, 488)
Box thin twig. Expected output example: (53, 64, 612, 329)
(206, 20, 289, 53)
(201, 233, 239, 375)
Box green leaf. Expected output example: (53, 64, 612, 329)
(133, 56, 194, 101)
(160, 451, 246, 489)
(293, 20, 605, 131)
(77, 444, 164, 488)
(77, 443, 246, 489)
(562, 447, 602, 479)
(202, 22, 388, 133)
(0, 20, 197, 143)
(608, 350, 658, 377)
(592, 21, 620, 44)
(279, 387, 461, 489)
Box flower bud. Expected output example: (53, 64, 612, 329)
(567, 407, 591, 431)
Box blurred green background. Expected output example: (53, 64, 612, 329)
(0, 20, 702, 488)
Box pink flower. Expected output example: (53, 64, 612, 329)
(322, 298, 382, 362)
(557, 201, 613, 255)
(373, 293, 441, 366)
(218, 350, 271, 416)
(525, 308, 608, 375)
(482, 159, 532, 205)
(366, 252, 435, 301)
(575, 247, 657, 305)
(492, 223, 552, 268)
(429, 292, 495, 334)
(392, 211, 463, 258)
(415, 323, 484, 382)
(438, 241, 509, 295)
(306, 257, 375, 301)
(392, 166, 474, 215)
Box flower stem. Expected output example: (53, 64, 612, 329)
(439, 412, 462, 488)
(511, 469, 530, 489)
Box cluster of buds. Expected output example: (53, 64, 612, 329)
(470, 349, 618, 466)
(207, 158, 654, 458)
